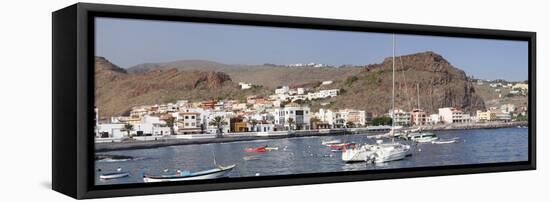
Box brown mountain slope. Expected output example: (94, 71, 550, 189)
(97, 51, 486, 118)
(95, 57, 268, 118)
(327, 51, 486, 115)
(128, 60, 362, 88)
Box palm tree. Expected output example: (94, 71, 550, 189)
(164, 116, 175, 135)
(209, 116, 227, 138)
(310, 117, 321, 129)
(287, 117, 295, 131)
(248, 119, 259, 132)
(122, 123, 134, 138)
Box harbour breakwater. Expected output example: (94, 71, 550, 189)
(95, 121, 527, 152)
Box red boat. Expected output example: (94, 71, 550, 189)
(244, 146, 267, 152)
(328, 143, 355, 150)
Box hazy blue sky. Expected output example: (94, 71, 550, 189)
(95, 17, 528, 81)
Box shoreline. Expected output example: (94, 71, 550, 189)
(95, 121, 527, 152)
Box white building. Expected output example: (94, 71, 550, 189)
(389, 109, 411, 126)
(97, 123, 126, 138)
(133, 115, 171, 136)
(315, 108, 337, 127)
(315, 108, 365, 128)
(239, 82, 252, 90)
(512, 83, 528, 91)
(339, 109, 366, 127)
(272, 103, 311, 130)
(429, 114, 441, 124)
(275, 86, 290, 95)
(321, 80, 333, 85)
(501, 104, 516, 113)
(174, 110, 202, 134)
(307, 89, 339, 100)
(438, 107, 471, 124)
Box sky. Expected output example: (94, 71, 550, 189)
(95, 17, 528, 81)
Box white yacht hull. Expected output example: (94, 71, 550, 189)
(371, 149, 409, 163)
(414, 137, 438, 143)
(342, 146, 373, 162)
(342, 143, 411, 163)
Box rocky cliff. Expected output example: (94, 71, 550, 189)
(328, 51, 486, 115)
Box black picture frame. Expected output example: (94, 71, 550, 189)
(52, 3, 536, 199)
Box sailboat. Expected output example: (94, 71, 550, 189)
(342, 34, 411, 163)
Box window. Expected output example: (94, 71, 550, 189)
(185, 123, 189, 126)
(185, 116, 189, 119)
(191, 116, 195, 119)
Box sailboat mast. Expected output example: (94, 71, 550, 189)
(392, 34, 395, 131)
(417, 83, 420, 109)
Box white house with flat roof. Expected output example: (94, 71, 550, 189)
(438, 107, 471, 124)
(272, 103, 310, 130)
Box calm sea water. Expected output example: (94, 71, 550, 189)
(95, 128, 528, 185)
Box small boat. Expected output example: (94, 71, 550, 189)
(408, 132, 438, 143)
(265, 147, 279, 151)
(329, 143, 355, 150)
(432, 139, 457, 144)
(322, 140, 342, 145)
(143, 164, 236, 183)
(244, 146, 267, 152)
(99, 171, 130, 180)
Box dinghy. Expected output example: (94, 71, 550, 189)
(329, 143, 355, 150)
(322, 140, 341, 145)
(432, 139, 457, 144)
(99, 171, 130, 180)
(143, 164, 236, 183)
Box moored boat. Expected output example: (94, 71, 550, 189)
(342, 140, 411, 163)
(99, 171, 130, 180)
(408, 132, 438, 143)
(244, 146, 267, 152)
(432, 139, 457, 144)
(322, 140, 342, 145)
(143, 164, 236, 183)
(367, 143, 411, 163)
(329, 143, 355, 150)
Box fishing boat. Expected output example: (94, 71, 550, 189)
(409, 132, 438, 143)
(99, 171, 130, 180)
(143, 164, 236, 183)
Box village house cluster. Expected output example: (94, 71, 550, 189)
(388, 103, 526, 127)
(477, 79, 529, 98)
(95, 82, 528, 141)
(95, 84, 358, 140)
